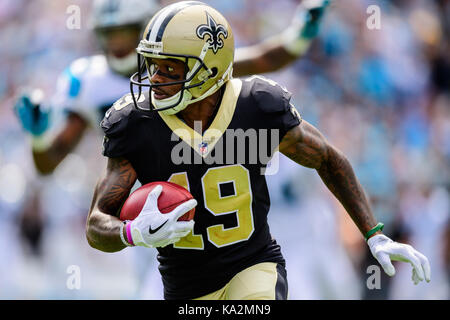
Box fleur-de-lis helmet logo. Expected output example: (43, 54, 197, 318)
(196, 12, 228, 54)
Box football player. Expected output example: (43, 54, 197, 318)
(14, 0, 330, 175)
(86, 1, 431, 300)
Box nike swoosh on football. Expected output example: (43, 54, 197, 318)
(149, 220, 168, 234)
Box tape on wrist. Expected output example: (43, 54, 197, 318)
(281, 25, 312, 56)
(364, 222, 384, 241)
(120, 221, 133, 247)
(30, 134, 52, 152)
(125, 221, 135, 246)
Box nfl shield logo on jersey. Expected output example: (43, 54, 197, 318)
(199, 142, 208, 155)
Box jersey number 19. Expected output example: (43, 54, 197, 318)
(168, 164, 255, 250)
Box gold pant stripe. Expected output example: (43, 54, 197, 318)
(193, 262, 286, 300)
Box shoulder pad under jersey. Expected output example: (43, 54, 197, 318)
(244, 75, 292, 114)
(100, 92, 151, 158)
(101, 92, 149, 136)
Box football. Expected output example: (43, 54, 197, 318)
(119, 181, 195, 221)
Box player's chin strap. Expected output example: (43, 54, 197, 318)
(152, 44, 233, 116)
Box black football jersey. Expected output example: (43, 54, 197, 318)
(101, 76, 302, 299)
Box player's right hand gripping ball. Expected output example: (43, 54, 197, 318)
(120, 182, 197, 248)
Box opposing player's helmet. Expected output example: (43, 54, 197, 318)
(90, 0, 159, 75)
(130, 1, 234, 115)
(91, 0, 158, 30)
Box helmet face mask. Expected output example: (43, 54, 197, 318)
(130, 45, 215, 114)
(129, 1, 234, 115)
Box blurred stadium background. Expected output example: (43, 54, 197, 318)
(0, 0, 449, 299)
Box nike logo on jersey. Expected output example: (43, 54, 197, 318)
(149, 220, 168, 234)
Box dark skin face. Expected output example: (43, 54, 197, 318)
(148, 58, 222, 134)
(147, 58, 185, 99)
(97, 26, 141, 58)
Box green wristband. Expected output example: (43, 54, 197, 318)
(364, 222, 384, 241)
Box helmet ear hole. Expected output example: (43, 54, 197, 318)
(210, 67, 218, 78)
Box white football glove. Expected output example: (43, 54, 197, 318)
(368, 234, 431, 285)
(128, 185, 197, 248)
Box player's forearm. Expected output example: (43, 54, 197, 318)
(86, 208, 126, 252)
(32, 136, 82, 174)
(317, 147, 378, 236)
(86, 186, 128, 253)
(281, 122, 380, 238)
(234, 42, 300, 78)
(32, 114, 87, 174)
(86, 181, 126, 252)
(32, 146, 69, 175)
(86, 157, 137, 252)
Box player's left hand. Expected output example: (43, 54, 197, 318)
(14, 89, 51, 136)
(293, 0, 331, 39)
(368, 234, 431, 285)
(282, 0, 331, 56)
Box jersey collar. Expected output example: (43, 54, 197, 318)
(158, 78, 242, 158)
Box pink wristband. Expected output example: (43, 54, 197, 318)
(126, 222, 135, 246)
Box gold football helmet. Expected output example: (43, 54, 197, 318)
(130, 1, 234, 115)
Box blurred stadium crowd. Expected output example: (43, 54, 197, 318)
(0, 0, 449, 299)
